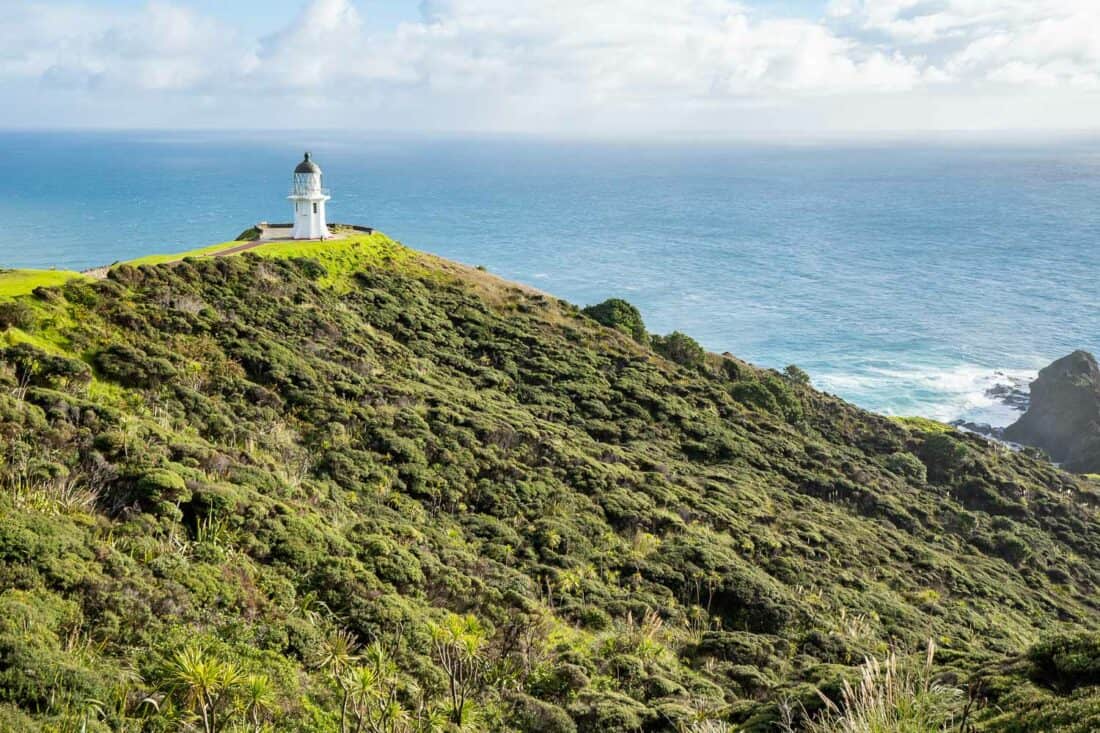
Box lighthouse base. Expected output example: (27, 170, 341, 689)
(292, 222, 330, 240)
(254, 223, 370, 242)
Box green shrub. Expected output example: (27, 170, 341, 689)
(0, 591, 107, 715)
(731, 379, 780, 413)
(93, 343, 177, 388)
(885, 451, 928, 483)
(652, 331, 706, 368)
(0, 301, 33, 330)
(135, 468, 191, 519)
(531, 663, 591, 700)
(575, 605, 612, 631)
(1, 344, 91, 389)
(783, 364, 811, 386)
(729, 375, 803, 422)
(568, 690, 650, 733)
(763, 375, 804, 423)
(509, 692, 578, 733)
(994, 530, 1032, 566)
(1028, 632, 1100, 691)
(582, 298, 647, 343)
(918, 433, 971, 483)
(720, 357, 743, 381)
(693, 631, 778, 667)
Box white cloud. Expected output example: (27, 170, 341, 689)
(257, 0, 366, 88)
(329, 0, 926, 97)
(828, 0, 1100, 88)
(1, 0, 1099, 132)
(1, 2, 256, 93)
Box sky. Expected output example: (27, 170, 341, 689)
(3, 0, 1100, 136)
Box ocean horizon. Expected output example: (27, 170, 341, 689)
(2, 130, 1098, 426)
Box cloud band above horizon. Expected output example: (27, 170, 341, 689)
(4, 0, 1099, 134)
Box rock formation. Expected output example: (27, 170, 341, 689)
(1005, 350, 1100, 472)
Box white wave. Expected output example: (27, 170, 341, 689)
(815, 362, 1037, 427)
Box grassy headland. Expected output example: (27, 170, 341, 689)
(0, 233, 1098, 732)
(0, 269, 87, 298)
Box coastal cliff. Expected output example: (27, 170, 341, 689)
(1, 233, 1099, 731)
(1005, 350, 1100, 473)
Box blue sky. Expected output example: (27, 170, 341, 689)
(92, 0, 423, 34)
(89, 0, 827, 32)
(3, 1, 1099, 134)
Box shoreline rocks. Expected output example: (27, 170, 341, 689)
(985, 373, 1031, 413)
(949, 371, 1030, 442)
(951, 420, 1006, 440)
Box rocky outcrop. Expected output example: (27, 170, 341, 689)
(986, 374, 1031, 413)
(1004, 350, 1100, 473)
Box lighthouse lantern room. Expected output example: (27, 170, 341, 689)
(289, 152, 331, 240)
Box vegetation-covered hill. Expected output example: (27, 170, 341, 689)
(2, 233, 1100, 732)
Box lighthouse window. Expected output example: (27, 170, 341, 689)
(312, 203, 318, 214)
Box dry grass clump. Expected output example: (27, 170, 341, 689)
(784, 641, 964, 733)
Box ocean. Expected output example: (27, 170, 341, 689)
(2, 130, 1098, 425)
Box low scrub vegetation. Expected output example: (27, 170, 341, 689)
(0, 236, 1098, 730)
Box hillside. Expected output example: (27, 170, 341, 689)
(2, 232, 1100, 732)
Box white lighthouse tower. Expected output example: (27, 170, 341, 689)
(289, 152, 330, 240)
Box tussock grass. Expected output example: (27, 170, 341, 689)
(789, 641, 964, 733)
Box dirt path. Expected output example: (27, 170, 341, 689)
(207, 240, 268, 258)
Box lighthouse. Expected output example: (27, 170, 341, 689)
(289, 152, 330, 240)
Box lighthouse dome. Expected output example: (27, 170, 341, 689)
(295, 152, 321, 174)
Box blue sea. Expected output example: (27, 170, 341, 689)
(2, 130, 1099, 425)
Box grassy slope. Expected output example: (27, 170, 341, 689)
(0, 269, 87, 298)
(123, 239, 251, 266)
(0, 235, 1099, 731)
